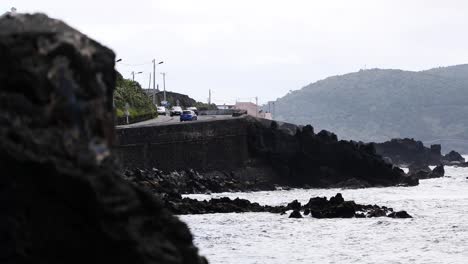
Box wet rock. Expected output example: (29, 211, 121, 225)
(329, 193, 345, 205)
(410, 164, 445, 180)
(368, 208, 388, 217)
(289, 210, 303, 218)
(400, 175, 419, 186)
(287, 200, 302, 210)
(375, 138, 464, 167)
(245, 117, 408, 188)
(123, 168, 277, 195)
(355, 213, 366, 218)
(332, 178, 371, 189)
(332, 202, 356, 218)
(408, 162, 431, 174)
(431, 165, 445, 178)
(374, 138, 442, 166)
(305, 197, 328, 209)
(388, 211, 412, 218)
(443, 150, 465, 163)
(160, 192, 408, 220)
(0, 13, 206, 264)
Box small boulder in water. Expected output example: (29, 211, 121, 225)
(443, 150, 465, 163)
(431, 165, 445, 178)
(388, 211, 412, 218)
(368, 208, 387, 217)
(400, 175, 419, 186)
(289, 210, 303, 218)
(287, 200, 302, 210)
(408, 162, 431, 174)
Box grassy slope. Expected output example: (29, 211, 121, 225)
(114, 72, 157, 117)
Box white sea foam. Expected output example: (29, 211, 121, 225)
(180, 158, 468, 264)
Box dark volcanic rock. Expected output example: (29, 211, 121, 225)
(332, 178, 372, 189)
(123, 168, 276, 195)
(443, 150, 466, 163)
(408, 162, 432, 174)
(247, 118, 410, 187)
(0, 13, 205, 264)
(161, 192, 408, 219)
(375, 138, 442, 166)
(375, 138, 464, 167)
(287, 200, 302, 210)
(289, 210, 303, 218)
(408, 164, 445, 180)
(399, 175, 419, 186)
(388, 211, 412, 218)
(431, 165, 445, 177)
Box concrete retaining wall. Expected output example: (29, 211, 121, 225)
(199, 109, 238, 115)
(114, 118, 250, 171)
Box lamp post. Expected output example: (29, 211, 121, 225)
(152, 59, 163, 91)
(131, 71, 143, 81)
(160, 72, 167, 103)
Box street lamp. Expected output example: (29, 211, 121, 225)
(152, 59, 164, 90)
(115, 58, 122, 63)
(160, 72, 167, 103)
(131, 71, 143, 81)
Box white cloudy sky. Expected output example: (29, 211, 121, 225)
(5, 0, 468, 104)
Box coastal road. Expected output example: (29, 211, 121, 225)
(116, 114, 236, 129)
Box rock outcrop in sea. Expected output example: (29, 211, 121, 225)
(0, 13, 206, 264)
(374, 138, 465, 166)
(245, 120, 412, 187)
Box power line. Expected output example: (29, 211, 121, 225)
(118, 61, 153, 67)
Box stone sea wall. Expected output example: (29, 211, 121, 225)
(115, 118, 249, 171)
(115, 117, 414, 188)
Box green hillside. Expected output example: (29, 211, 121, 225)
(273, 65, 468, 153)
(114, 72, 157, 118)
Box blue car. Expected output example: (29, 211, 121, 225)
(180, 110, 198, 122)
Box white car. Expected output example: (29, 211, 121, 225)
(157, 106, 166, 116)
(186, 107, 198, 115)
(170, 106, 183, 116)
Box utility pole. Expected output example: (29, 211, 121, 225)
(273, 102, 275, 119)
(153, 59, 164, 91)
(208, 89, 211, 105)
(148, 73, 152, 89)
(148, 73, 156, 105)
(131, 71, 142, 81)
(160, 72, 166, 103)
(152, 59, 156, 90)
(255, 96, 258, 118)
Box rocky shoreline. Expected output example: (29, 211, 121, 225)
(122, 168, 412, 218)
(165, 193, 412, 219)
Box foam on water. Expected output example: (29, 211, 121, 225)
(180, 159, 468, 264)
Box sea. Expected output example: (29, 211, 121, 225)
(180, 156, 468, 264)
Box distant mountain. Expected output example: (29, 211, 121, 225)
(273, 65, 468, 153)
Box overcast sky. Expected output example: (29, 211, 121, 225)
(5, 0, 468, 104)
